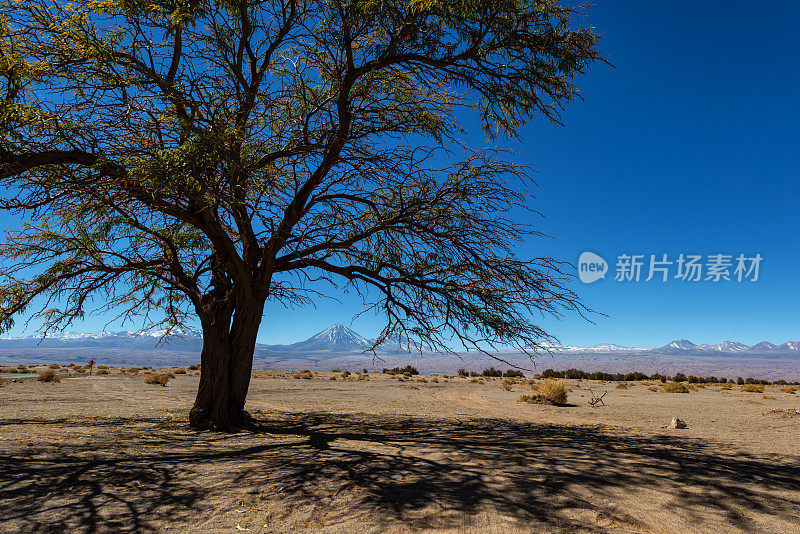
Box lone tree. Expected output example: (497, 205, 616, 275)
(0, 0, 600, 429)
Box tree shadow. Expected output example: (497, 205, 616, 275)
(1, 412, 798, 532)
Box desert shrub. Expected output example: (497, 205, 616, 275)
(430, 377, 438, 383)
(341, 371, 351, 378)
(382, 365, 419, 376)
(762, 394, 775, 400)
(648, 386, 659, 392)
(781, 386, 799, 394)
(616, 382, 629, 389)
(96, 365, 109, 369)
(293, 370, 313, 380)
(501, 379, 513, 391)
(482, 367, 503, 377)
(517, 380, 567, 406)
(519, 379, 568, 405)
(329, 376, 337, 380)
(188, 364, 200, 371)
(37, 369, 61, 383)
(173, 368, 187, 374)
(417, 378, 428, 383)
(673, 373, 687, 383)
(144, 373, 171, 386)
(48, 364, 61, 369)
(76, 368, 86, 373)
(0, 377, 6, 387)
(96, 369, 110, 375)
(504, 370, 524, 378)
(661, 382, 689, 393)
(741, 384, 764, 393)
(537, 379, 568, 405)
(457, 369, 469, 377)
(469, 378, 482, 383)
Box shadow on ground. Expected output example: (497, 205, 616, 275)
(1, 412, 798, 532)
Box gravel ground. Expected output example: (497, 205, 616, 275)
(0, 370, 798, 533)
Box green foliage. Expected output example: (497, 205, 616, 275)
(0, 0, 601, 369)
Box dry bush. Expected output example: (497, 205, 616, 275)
(417, 378, 428, 383)
(762, 394, 775, 400)
(537, 379, 568, 404)
(781, 386, 798, 394)
(144, 373, 171, 386)
(188, 364, 200, 371)
(501, 379, 513, 391)
(469, 378, 482, 383)
(329, 376, 337, 380)
(430, 377, 439, 383)
(660, 382, 689, 393)
(172, 368, 187, 374)
(719, 384, 733, 390)
(518, 379, 568, 405)
(741, 384, 764, 393)
(341, 371, 351, 378)
(96, 365, 109, 369)
(0, 377, 6, 387)
(648, 386, 659, 392)
(48, 364, 61, 369)
(37, 369, 61, 383)
(616, 382, 629, 389)
(293, 370, 313, 380)
(95, 369, 110, 375)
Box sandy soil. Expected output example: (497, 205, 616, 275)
(0, 370, 799, 533)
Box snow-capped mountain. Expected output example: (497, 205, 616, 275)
(0, 323, 797, 365)
(277, 323, 372, 352)
(698, 341, 750, 352)
(655, 339, 800, 354)
(659, 339, 698, 351)
(750, 341, 777, 352)
(2, 328, 201, 342)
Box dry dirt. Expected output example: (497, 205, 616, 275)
(1, 370, 799, 533)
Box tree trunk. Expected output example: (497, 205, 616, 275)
(189, 302, 262, 431)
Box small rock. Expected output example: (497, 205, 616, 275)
(668, 417, 687, 429)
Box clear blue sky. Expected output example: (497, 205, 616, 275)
(257, 1, 800, 347)
(4, 1, 799, 347)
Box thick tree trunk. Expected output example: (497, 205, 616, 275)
(189, 303, 262, 431)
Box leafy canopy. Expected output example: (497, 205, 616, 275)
(0, 0, 600, 354)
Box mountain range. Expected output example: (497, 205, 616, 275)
(1, 323, 799, 380)
(1, 323, 797, 355)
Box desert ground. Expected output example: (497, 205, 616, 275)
(1, 369, 799, 533)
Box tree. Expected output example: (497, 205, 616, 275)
(0, 0, 600, 430)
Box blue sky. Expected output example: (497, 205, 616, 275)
(258, 1, 800, 347)
(4, 1, 799, 347)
